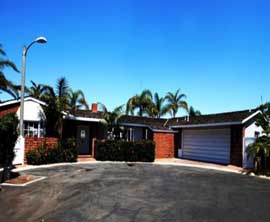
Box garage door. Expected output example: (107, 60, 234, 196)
(182, 128, 231, 164)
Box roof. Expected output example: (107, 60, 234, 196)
(118, 115, 176, 132)
(63, 109, 104, 122)
(0, 97, 47, 107)
(118, 109, 261, 131)
(167, 109, 260, 128)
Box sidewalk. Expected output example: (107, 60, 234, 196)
(155, 158, 245, 174)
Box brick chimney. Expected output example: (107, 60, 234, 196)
(91, 103, 98, 113)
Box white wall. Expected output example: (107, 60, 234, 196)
(16, 100, 46, 121)
(13, 136, 25, 165)
(245, 122, 263, 138)
(243, 122, 264, 168)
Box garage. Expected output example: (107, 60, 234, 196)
(182, 128, 231, 164)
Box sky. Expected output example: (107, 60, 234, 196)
(1, 0, 270, 116)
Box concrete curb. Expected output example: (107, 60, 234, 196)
(1, 176, 47, 187)
(10, 161, 270, 180)
(13, 160, 238, 173)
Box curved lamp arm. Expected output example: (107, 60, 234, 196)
(23, 37, 47, 56)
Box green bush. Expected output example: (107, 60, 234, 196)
(0, 113, 18, 166)
(247, 135, 270, 172)
(0, 113, 19, 182)
(26, 138, 77, 165)
(95, 140, 155, 162)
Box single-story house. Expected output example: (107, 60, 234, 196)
(0, 97, 263, 168)
(62, 104, 106, 156)
(0, 97, 47, 137)
(0, 97, 106, 163)
(118, 109, 263, 168)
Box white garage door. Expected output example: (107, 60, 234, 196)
(182, 128, 231, 164)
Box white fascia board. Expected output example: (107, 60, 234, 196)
(0, 99, 20, 107)
(151, 128, 178, 133)
(170, 121, 242, 128)
(120, 123, 149, 128)
(0, 97, 47, 107)
(25, 97, 47, 106)
(120, 123, 177, 133)
(63, 115, 101, 122)
(241, 110, 262, 124)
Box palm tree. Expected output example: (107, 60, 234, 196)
(25, 81, 47, 100)
(0, 44, 20, 100)
(126, 89, 153, 116)
(146, 92, 168, 118)
(67, 89, 89, 113)
(165, 89, 188, 117)
(99, 103, 124, 139)
(42, 77, 69, 138)
(189, 106, 201, 116)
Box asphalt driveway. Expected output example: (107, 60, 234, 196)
(0, 163, 270, 222)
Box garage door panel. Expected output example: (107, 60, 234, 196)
(182, 145, 228, 152)
(182, 128, 231, 164)
(183, 148, 229, 155)
(182, 140, 229, 148)
(184, 152, 229, 160)
(184, 155, 229, 164)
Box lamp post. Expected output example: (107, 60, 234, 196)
(19, 37, 47, 137)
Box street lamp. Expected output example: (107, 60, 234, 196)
(19, 37, 47, 137)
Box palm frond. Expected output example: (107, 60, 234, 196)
(0, 60, 19, 72)
(0, 44, 6, 56)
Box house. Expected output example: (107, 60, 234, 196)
(62, 103, 106, 156)
(118, 109, 263, 168)
(0, 97, 263, 168)
(0, 97, 105, 164)
(0, 97, 47, 164)
(0, 97, 47, 137)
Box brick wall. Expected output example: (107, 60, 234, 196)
(0, 104, 19, 118)
(153, 132, 175, 158)
(24, 137, 58, 162)
(230, 125, 243, 167)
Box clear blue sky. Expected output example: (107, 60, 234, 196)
(2, 0, 270, 116)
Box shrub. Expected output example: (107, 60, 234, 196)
(247, 136, 270, 172)
(0, 113, 18, 166)
(95, 140, 155, 162)
(26, 138, 77, 165)
(0, 113, 19, 182)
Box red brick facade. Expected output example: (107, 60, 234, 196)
(153, 132, 175, 158)
(24, 137, 58, 162)
(0, 104, 19, 118)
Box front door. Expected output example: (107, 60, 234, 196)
(77, 126, 90, 154)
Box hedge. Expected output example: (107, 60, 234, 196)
(95, 140, 155, 162)
(26, 138, 77, 165)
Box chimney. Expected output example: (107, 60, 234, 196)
(91, 103, 98, 113)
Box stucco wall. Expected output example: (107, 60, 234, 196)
(16, 100, 46, 121)
(245, 121, 263, 138)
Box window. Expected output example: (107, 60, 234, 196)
(254, 131, 260, 138)
(24, 121, 45, 138)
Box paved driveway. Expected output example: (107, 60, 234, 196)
(0, 163, 269, 222)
